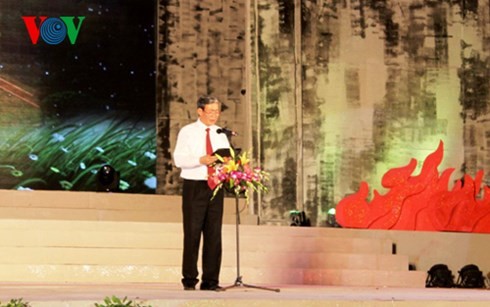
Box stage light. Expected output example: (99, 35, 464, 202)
(96, 164, 120, 192)
(326, 208, 340, 227)
(426, 264, 454, 288)
(289, 210, 310, 227)
(456, 264, 485, 288)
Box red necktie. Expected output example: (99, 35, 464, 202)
(206, 128, 217, 190)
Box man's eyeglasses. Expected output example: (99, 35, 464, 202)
(203, 109, 221, 115)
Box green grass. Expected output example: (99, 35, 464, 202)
(0, 115, 156, 193)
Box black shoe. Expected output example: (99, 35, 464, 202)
(200, 284, 222, 291)
(182, 277, 198, 291)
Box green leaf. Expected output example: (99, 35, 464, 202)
(93, 295, 151, 307)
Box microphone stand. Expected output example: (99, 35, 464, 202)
(219, 132, 280, 293)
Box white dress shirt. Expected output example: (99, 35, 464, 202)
(173, 119, 230, 180)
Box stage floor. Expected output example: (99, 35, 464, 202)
(1, 282, 490, 307)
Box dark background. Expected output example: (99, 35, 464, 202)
(0, 0, 156, 120)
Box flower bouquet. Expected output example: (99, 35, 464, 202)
(210, 147, 269, 202)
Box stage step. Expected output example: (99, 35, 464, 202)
(0, 265, 426, 288)
(0, 247, 409, 271)
(0, 189, 258, 225)
(0, 219, 426, 288)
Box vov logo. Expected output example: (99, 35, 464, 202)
(22, 16, 86, 45)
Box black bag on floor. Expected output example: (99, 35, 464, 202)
(426, 264, 454, 288)
(456, 264, 486, 288)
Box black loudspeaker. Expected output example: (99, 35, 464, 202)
(96, 164, 120, 192)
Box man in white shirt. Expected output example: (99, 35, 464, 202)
(173, 95, 230, 291)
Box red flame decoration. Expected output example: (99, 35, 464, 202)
(335, 140, 490, 233)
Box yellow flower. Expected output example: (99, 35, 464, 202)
(224, 159, 239, 172)
(239, 150, 250, 165)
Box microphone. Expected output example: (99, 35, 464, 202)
(217, 128, 238, 137)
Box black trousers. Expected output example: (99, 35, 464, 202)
(181, 179, 224, 287)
